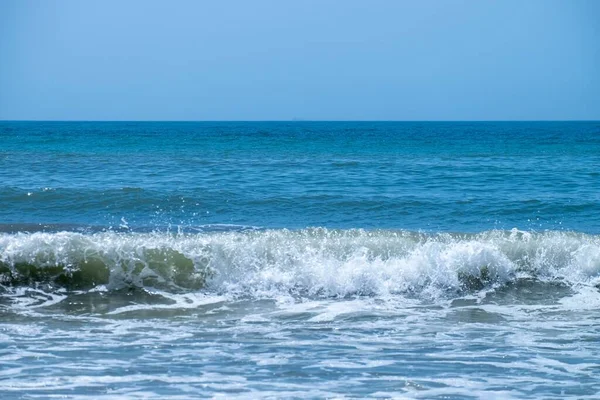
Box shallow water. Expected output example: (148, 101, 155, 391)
(1, 121, 600, 398)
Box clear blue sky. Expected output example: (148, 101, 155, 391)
(1, 0, 598, 121)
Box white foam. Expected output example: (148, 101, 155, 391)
(106, 292, 226, 315)
(1, 229, 599, 300)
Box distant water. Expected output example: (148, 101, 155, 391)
(1, 121, 600, 399)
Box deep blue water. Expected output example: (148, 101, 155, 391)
(1, 121, 599, 232)
(1, 121, 600, 399)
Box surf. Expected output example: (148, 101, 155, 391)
(1, 228, 599, 299)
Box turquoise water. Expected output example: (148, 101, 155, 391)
(1, 121, 600, 398)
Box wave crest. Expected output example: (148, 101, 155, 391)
(1, 229, 599, 297)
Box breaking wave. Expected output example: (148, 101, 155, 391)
(1, 228, 599, 298)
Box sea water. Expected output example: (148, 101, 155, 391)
(1, 121, 599, 399)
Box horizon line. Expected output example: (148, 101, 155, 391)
(1, 119, 599, 123)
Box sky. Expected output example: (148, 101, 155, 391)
(0, 0, 598, 121)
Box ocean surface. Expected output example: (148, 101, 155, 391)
(1, 121, 600, 399)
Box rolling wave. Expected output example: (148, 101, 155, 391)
(1, 228, 599, 298)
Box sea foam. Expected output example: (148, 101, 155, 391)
(0, 228, 599, 298)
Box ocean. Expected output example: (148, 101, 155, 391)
(1, 121, 599, 399)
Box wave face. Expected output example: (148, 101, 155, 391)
(1, 229, 599, 298)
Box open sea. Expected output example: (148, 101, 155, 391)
(1, 121, 600, 399)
